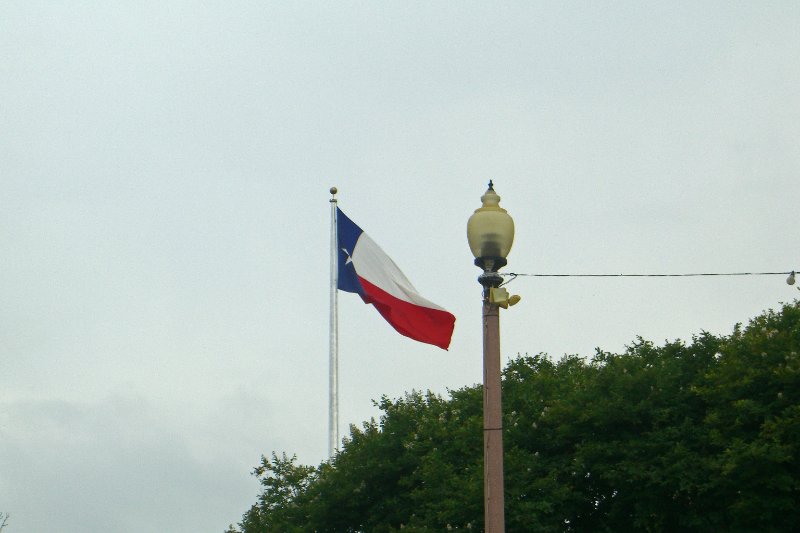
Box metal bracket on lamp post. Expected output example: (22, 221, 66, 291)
(477, 257, 506, 294)
(478, 271, 504, 287)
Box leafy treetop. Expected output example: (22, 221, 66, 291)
(229, 301, 800, 532)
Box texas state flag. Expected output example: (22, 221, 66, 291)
(337, 208, 456, 350)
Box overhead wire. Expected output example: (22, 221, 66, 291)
(499, 270, 798, 287)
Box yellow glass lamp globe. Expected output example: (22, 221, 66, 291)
(467, 181, 515, 271)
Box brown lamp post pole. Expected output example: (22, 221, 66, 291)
(467, 181, 517, 533)
(481, 281, 504, 533)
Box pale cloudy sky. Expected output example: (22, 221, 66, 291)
(1, 2, 798, 532)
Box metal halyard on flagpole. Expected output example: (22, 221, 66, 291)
(329, 187, 339, 458)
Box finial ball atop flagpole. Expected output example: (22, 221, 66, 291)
(330, 186, 338, 195)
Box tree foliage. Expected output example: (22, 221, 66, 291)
(229, 302, 800, 531)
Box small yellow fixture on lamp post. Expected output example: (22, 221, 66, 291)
(467, 181, 519, 533)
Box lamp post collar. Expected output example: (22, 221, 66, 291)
(478, 271, 504, 290)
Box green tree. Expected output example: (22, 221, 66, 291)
(229, 301, 800, 532)
(237, 453, 317, 532)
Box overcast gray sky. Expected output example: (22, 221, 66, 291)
(1, 2, 799, 531)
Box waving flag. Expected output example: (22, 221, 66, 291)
(336, 207, 455, 349)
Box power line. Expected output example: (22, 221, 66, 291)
(500, 270, 798, 286)
(506, 271, 794, 278)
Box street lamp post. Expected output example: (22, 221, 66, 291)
(467, 181, 516, 533)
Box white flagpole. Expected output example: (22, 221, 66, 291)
(328, 187, 339, 458)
